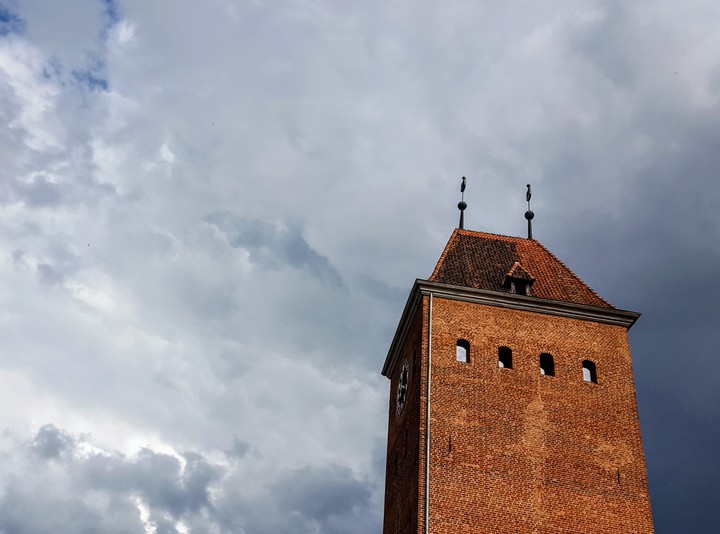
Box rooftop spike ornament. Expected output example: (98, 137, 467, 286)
(458, 177, 467, 229)
(525, 183, 534, 240)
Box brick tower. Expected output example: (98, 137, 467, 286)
(381, 215, 654, 532)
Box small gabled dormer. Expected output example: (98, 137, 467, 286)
(503, 261, 535, 296)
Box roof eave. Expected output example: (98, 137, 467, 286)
(381, 280, 425, 378)
(381, 279, 641, 379)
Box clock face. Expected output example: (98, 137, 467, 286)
(396, 359, 410, 414)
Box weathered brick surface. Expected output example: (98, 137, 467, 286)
(383, 295, 654, 533)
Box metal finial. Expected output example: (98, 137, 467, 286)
(524, 184, 534, 240)
(458, 177, 467, 229)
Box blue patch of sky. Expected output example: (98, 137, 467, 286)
(42, 58, 62, 81)
(0, 3, 25, 36)
(103, 0, 120, 24)
(73, 62, 109, 91)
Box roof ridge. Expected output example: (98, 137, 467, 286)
(456, 228, 526, 241)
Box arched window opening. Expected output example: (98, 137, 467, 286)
(540, 353, 555, 376)
(582, 360, 597, 383)
(456, 339, 470, 363)
(498, 346, 512, 369)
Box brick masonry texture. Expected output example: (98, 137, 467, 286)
(383, 295, 654, 533)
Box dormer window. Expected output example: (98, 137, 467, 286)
(510, 280, 529, 295)
(503, 262, 535, 296)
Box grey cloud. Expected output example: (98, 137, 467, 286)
(2, 426, 380, 534)
(13, 174, 62, 206)
(574, 2, 637, 88)
(14, 0, 110, 76)
(30, 423, 74, 459)
(206, 211, 344, 286)
(36, 262, 63, 285)
(82, 448, 223, 518)
(5, 173, 117, 208)
(355, 274, 406, 304)
(1, 426, 224, 532)
(225, 437, 251, 459)
(150, 518, 182, 534)
(0, 485, 145, 534)
(73, 65, 109, 92)
(227, 463, 378, 534)
(276, 464, 371, 525)
(11, 243, 81, 286)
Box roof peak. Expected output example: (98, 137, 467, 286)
(429, 229, 614, 309)
(506, 261, 535, 281)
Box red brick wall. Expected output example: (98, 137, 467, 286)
(383, 295, 654, 533)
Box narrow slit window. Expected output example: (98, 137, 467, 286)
(582, 360, 597, 383)
(456, 339, 470, 363)
(540, 353, 555, 376)
(498, 346, 512, 369)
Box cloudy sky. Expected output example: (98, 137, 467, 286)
(0, 0, 718, 532)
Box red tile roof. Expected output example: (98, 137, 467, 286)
(429, 229, 613, 309)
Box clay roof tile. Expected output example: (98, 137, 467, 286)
(429, 229, 613, 309)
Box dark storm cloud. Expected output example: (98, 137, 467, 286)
(226, 463, 377, 534)
(277, 465, 371, 524)
(529, 27, 720, 529)
(1, 429, 146, 534)
(600, 160, 720, 532)
(206, 211, 344, 286)
(81, 448, 222, 518)
(1, 425, 225, 533)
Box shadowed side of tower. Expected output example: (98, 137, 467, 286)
(382, 229, 654, 533)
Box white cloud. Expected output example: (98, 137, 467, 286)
(0, 37, 64, 150)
